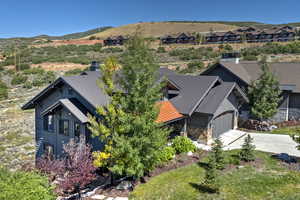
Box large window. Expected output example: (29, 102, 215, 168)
(59, 120, 69, 136)
(43, 114, 54, 132)
(74, 122, 81, 137)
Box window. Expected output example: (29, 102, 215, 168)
(43, 114, 54, 132)
(59, 120, 69, 136)
(44, 143, 54, 159)
(74, 122, 81, 137)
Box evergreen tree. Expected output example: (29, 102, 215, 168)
(248, 60, 281, 120)
(89, 35, 170, 179)
(239, 134, 256, 162)
(203, 154, 219, 193)
(211, 138, 225, 170)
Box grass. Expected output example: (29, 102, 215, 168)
(130, 151, 300, 200)
(271, 126, 300, 136)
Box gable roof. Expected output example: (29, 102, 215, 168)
(156, 101, 184, 123)
(22, 68, 177, 110)
(218, 61, 300, 93)
(41, 98, 89, 123)
(196, 82, 247, 115)
(168, 75, 220, 116)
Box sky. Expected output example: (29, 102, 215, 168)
(0, 0, 300, 38)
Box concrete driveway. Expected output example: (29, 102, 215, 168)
(224, 132, 300, 157)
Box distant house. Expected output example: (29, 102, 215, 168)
(160, 33, 196, 45)
(22, 67, 248, 158)
(103, 35, 128, 46)
(204, 26, 297, 44)
(202, 60, 300, 122)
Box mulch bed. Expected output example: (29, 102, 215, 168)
(223, 157, 265, 173)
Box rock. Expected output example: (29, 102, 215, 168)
(273, 153, 297, 163)
(116, 181, 133, 190)
(269, 125, 278, 130)
(187, 151, 193, 156)
(90, 194, 106, 199)
(114, 197, 129, 200)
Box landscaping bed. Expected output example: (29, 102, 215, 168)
(91, 151, 206, 198)
(130, 151, 300, 200)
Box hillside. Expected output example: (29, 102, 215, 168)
(85, 22, 238, 39)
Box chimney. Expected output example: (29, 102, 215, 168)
(90, 61, 100, 71)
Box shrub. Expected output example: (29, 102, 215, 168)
(171, 136, 196, 154)
(23, 67, 45, 75)
(23, 81, 33, 89)
(211, 139, 225, 170)
(157, 46, 166, 53)
(36, 136, 96, 194)
(11, 74, 28, 85)
(187, 61, 204, 70)
(65, 68, 84, 76)
(243, 55, 257, 61)
(239, 135, 256, 162)
(92, 151, 111, 168)
(202, 154, 219, 193)
(0, 168, 55, 200)
(157, 146, 175, 164)
(0, 80, 8, 100)
(16, 63, 30, 71)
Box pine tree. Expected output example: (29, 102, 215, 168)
(89, 35, 170, 179)
(239, 134, 256, 162)
(211, 139, 225, 170)
(203, 154, 219, 193)
(248, 60, 281, 121)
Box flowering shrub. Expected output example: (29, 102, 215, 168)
(171, 136, 196, 154)
(92, 151, 111, 168)
(36, 136, 97, 194)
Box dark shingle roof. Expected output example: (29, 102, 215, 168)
(22, 68, 177, 110)
(219, 61, 300, 93)
(195, 82, 236, 115)
(168, 75, 219, 115)
(41, 98, 88, 123)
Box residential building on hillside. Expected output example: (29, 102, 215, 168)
(103, 35, 128, 46)
(160, 33, 196, 44)
(202, 60, 300, 122)
(22, 67, 248, 158)
(204, 26, 297, 44)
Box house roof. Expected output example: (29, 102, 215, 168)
(168, 74, 220, 115)
(219, 61, 300, 93)
(156, 101, 184, 123)
(22, 68, 177, 110)
(41, 98, 89, 123)
(195, 82, 246, 115)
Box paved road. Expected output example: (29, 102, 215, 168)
(225, 132, 300, 157)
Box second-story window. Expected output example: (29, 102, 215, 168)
(59, 120, 69, 136)
(43, 114, 54, 132)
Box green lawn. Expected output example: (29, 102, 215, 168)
(130, 151, 300, 200)
(271, 126, 300, 136)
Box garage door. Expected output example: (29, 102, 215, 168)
(212, 111, 234, 138)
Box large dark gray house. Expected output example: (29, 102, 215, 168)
(202, 61, 300, 122)
(22, 68, 248, 158)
